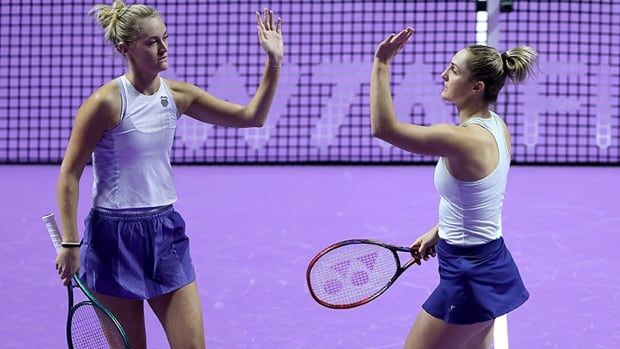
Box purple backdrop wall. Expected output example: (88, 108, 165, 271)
(0, 0, 618, 164)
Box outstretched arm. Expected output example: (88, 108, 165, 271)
(370, 28, 478, 158)
(171, 9, 284, 128)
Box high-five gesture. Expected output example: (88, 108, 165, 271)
(256, 8, 284, 66)
(374, 27, 414, 64)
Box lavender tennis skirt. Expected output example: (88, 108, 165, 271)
(422, 237, 529, 324)
(79, 205, 196, 300)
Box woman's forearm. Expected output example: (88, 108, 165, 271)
(243, 58, 282, 127)
(429, 224, 439, 236)
(370, 59, 397, 138)
(57, 171, 81, 243)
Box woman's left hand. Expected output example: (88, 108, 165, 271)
(256, 8, 284, 66)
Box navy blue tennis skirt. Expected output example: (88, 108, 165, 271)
(422, 237, 529, 324)
(79, 205, 196, 300)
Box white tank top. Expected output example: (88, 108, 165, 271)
(91, 75, 179, 209)
(433, 112, 511, 246)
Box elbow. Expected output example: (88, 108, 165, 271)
(370, 117, 380, 138)
(240, 108, 266, 128)
(370, 121, 391, 140)
(371, 126, 383, 139)
(244, 117, 265, 128)
(251, 118, 266, 128)
(57, 170, 80, 198)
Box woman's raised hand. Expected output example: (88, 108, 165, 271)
(374, 27, 414, 64)
(256, 8, 284, 66)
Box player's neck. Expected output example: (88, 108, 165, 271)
(457, 101, 490, 124)
(125, 70, 160, 96)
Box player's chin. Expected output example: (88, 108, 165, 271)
(157, 61, 169, 71)
(439, 89, 451, 101)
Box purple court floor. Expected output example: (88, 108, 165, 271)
(1, 165, 618, 348)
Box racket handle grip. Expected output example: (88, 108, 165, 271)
(42, 213, 62, 253)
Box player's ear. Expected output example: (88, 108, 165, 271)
(116, 42, 130, 57)
(472, 80, 485, 95)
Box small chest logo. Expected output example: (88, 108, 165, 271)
(160, 96, 169, 107)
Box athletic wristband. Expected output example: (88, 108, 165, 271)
(61, 241, 82, 248)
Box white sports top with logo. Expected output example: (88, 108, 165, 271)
(433, 111, 511, 246)
(91, 75, 179, 209)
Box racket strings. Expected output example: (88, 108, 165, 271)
(71, 304, 126, 348)
(309, 244, 398, 307)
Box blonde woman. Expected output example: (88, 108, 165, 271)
(54, 1, 283, 348)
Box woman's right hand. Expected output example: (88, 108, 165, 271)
(374, 27, 414, 65)
(56, 248, 80, 286)
(256, 8, 284, 66)
(410, 226, 439, 261)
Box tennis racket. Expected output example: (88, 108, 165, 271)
(42, 213, 131, 349)
(306, 239, 428, 309)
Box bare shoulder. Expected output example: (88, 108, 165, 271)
(457, 123, 496, 150)
(462, 122, 495, 141)
(162, 78, 201, 113)
(62, 81, 121, 171)
(88, 80, 120, 107)
(459, 123, 498, 160)
(463, 116, 512, 156)
(461, 123, 492, 139)
(163, 78, 201, 95)
(78, 80, 121, 129)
